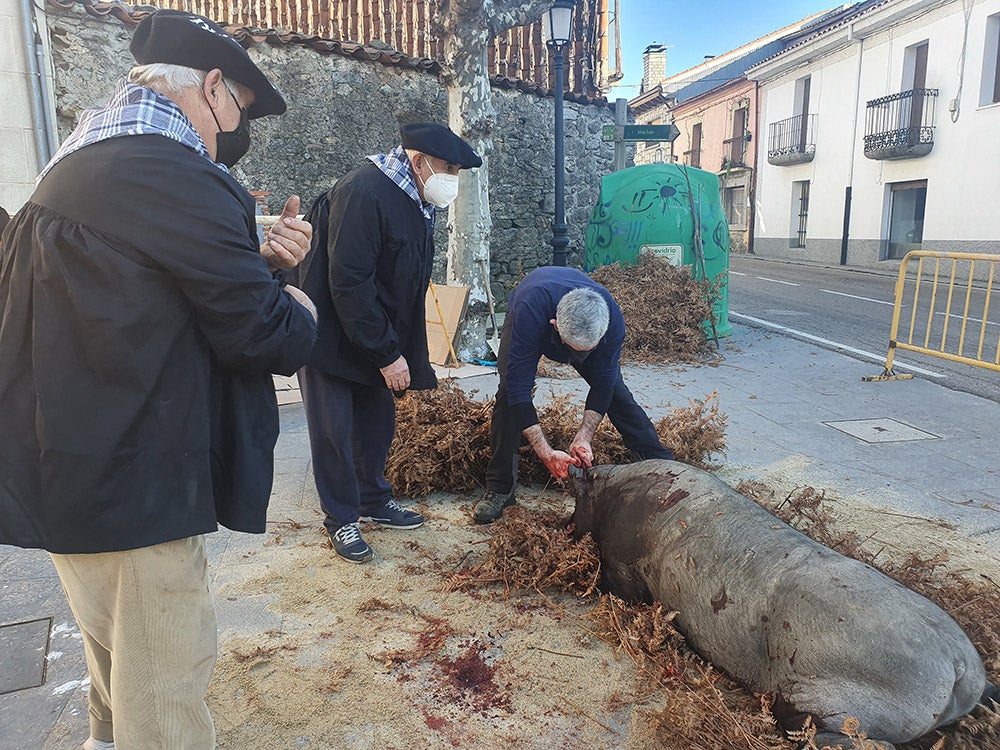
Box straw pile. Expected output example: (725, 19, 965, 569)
(655, 389, 727, 468)
(385, 381, 492, 497)
(589, 253, 722, 362)
(386, 382, 727, 496)
(586, 594, 792, 749)
(445, 505, 600, 598)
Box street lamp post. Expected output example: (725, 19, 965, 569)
(545, 0, 574, 266)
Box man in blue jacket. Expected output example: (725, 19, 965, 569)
(0, 11, 316, 749)
(473, 266, 674, 524)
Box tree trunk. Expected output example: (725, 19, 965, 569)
(437, 0, 552, 359)
(440, 20, 493, 358)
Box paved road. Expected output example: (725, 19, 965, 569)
(728, 255, 1000, 404)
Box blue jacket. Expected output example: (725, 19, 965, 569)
(505, 267, 624, 431)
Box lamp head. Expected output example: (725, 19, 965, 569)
(544, 0, 575, 49)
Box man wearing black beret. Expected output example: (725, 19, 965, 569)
(0, 10, 318, 750)
(292, 123, 481, 563)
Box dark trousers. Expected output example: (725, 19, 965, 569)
(485, 319, 673, 495)
(298, 367, 395, 532)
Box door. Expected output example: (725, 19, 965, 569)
(887, 181, 927, 260)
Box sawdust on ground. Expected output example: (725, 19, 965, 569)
(208, 490, 665, 750)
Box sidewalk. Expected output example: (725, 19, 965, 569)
(1, 322, 998, 749)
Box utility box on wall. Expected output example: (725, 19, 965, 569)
(584, 163, 731, 337)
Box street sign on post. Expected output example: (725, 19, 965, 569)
(602, 111, 681, 171)
(602, 123, 681, 148)
(622, 124, 680, 142)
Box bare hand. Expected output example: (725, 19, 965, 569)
(542, 450, 576, 480)
(379, 355, 410, 392)
(569, 441, 594, 469)
(283, 284, 317, 322)
(261, 195, 312, 270)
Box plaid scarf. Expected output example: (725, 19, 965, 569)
(368, 146, 435, 221)
(39, 80, 224, 182)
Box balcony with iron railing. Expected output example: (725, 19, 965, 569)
(864, 88, 938, 160)
(767, 114, 816, 166)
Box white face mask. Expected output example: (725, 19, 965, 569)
(419, 160, 460, 208)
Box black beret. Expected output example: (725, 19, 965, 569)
(130, 10, 286, 120)
(400, 123, 482, 169)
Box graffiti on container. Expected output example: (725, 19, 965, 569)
(622, 178, 688, 215)
(610, 219, 644, 248)
(589, 176, 693, 257)
(585, 164, 731, 273)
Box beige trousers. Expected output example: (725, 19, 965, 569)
(50, 535, 217, 750)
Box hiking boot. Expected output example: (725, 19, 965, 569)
(330, 522, 374, 563)
(472, 489, 517, 524)
(359, 499, 424, 529)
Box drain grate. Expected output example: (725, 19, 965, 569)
(0, 617, 51, 695)
(823, 418, 940, 444)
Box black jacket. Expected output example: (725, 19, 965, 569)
(0, 135, 317, 553)
(293, 163, 437, 390)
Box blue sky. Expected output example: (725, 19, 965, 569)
(613, 0, 847, 92)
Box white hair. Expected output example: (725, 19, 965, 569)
(128, 63, 243, 100)
(405, 148, 433, 168)
(556, 288, 609, 350)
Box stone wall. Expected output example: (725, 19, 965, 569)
(45, 3, 620, 306)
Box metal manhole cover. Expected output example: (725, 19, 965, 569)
(0, 617, 51, 695)
(823, 418, 940, 444)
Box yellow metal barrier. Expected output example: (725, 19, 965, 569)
(865, 250, 1000, 381)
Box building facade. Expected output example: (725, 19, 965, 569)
(627, 9, 834, 254)
(751, 0, 1000, 267)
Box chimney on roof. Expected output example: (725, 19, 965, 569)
(642, 44, 667, 93)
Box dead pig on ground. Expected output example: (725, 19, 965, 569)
(568, 459, 995, 750)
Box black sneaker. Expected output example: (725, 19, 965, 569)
(330, 522, 374, 563)
(472, 489, 517, 524)
(359, 499, 424, 529)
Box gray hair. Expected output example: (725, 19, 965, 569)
(556, 288, 609, 350)
(128, 63, 242, 100)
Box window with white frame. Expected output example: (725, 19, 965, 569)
(902, 41, 930, 132)
(723, 185, 747, 229)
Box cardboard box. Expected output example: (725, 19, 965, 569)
(425, 283, 469, 366)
